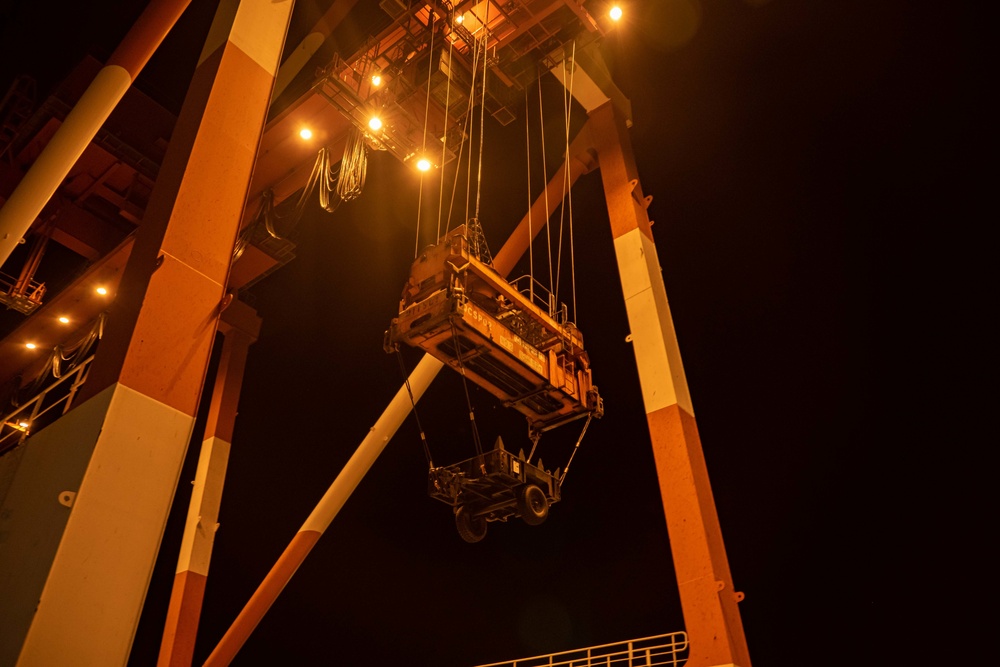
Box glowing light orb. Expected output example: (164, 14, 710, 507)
(299, 128, 313, 140)
(58, 316, 70, 324)
(610, 5, 623, 21)
(417, 158, 432, 172)
(371, 73, 382, 87)
(25, 343, 36, 349)
(368, 116, 383, 131)
(96, 286, 108, 295)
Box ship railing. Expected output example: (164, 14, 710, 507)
(472, 631, 688, 667)
(0, 354, 94, 454)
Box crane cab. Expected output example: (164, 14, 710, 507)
(386, 225, 603, 433)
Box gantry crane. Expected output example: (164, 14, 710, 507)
(0, 2, 750, 666)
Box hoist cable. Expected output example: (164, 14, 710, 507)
(565, 43, 579, 323)
(396, 347, 434, 469)
(443, 91, 472, 236)
(436, 19, 456, 241)
(537, 77, 554, 308)
(463, 37, 480, 229)
(554, 43, 577, 321)
(473, 1, 490, 222)
(559, 413, 593, 484)
(414, 9, 437, 258)
(449, 318, 484, 458)
(444, 16, 482, 236)
(554, 57, 569, 309)
(525, 85, 534, 306)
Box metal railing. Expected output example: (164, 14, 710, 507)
(472, 631, 688, 667)
(0, 354, 94, 454)
(0, 269, 46, 313)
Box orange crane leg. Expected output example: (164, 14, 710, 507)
(11, 2, 294, 664)
(590, 100, 752, 667)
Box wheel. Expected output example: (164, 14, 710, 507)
(517, 484, 549, 526)
(455, 506, 487, 543)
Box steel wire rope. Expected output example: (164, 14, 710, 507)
(463, 23, 483, 228)
(537, 76, 554, 309)
(556, 42, 578, 323)
(395, 348, 434, 469)
(472, 1, 490, 223)
(436, 10, 456, 241)
(414, 8, 437, 258)
(559, 413, 592, 484)
(444, 19, 482, 236)
(525, 85, 534, 306)
(449, 319, 485, 458)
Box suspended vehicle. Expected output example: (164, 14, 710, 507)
(386, 222, 603, 542)
(428, 436, 561, 543)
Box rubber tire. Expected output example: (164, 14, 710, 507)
(517, 484, 549, 526)
(455, 506, 487, 543)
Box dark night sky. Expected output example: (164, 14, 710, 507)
(0, 1, 987, 665)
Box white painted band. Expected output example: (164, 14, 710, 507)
(300, 354, 445, 534)
(176, 436, 232, 576)
(18, 383, 195, 666)
(613, 228, 694, 415)
(200, 0, 292, 75)
(0, 66, 131, 266)
(231, 0, 293, 75)
(549, 59, 610, 113)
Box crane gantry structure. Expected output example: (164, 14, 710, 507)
(0, 2, 750, 666)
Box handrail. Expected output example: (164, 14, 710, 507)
(0, 354, 95, 454)
(472, 631, 688, 667)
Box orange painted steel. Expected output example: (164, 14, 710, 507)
(12, 2, 294, 663)
(159, 570, 208, 667)
(107, 0, 193, 79)
(203, 530, 322, 667)
(158, 300, 261, 667)
(650, 405, 751, 667)
(590, 100, 752, 667)
(79, 41, 280, 414)
(389, 224, 601, 433)
(0, 0, 191, 268)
